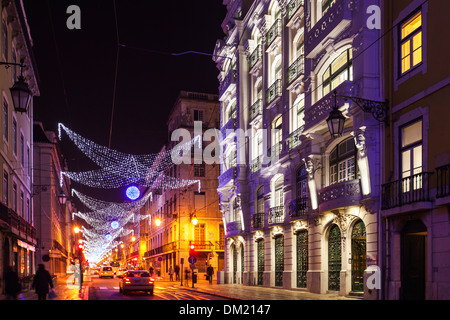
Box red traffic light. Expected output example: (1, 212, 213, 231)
(78, 244, 83, 250)
(189, 244, 196, 257)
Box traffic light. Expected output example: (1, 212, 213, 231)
(189, 244, 196, 257)
(77, 243, 84, 261)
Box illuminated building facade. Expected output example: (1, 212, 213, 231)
(214, 0, 384, 298)
(140, 91, 224, 279)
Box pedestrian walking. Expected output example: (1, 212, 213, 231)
(169, 266, 174, 281)
(4, 266, 21, 300)
(174, 265, 180, 281)
(149, 266, 154, 276)
(32, 264, 54, 300)
(206, 265, 214, 284)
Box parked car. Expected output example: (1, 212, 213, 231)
(119, 270, 154, 295)
(99, 266, 114, 278)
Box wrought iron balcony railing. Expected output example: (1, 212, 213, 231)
(249, 45, 262, 71)
(289, 197, 310, 218)
(219, 69, 237, 98)
(437, 164, 450, 198)
(287, 55, 304, 86)
(251, 155, 262, 173)
(266, 79, 282, 105)
(252, 212, 265, 229)
(249, 99, 263, 123)
(266, 18, 282, 50)
(288, 125, 304, 150)
(381, 172, 433, 210)
(286, 0, 304, 23)
(268, 206, 285, 224)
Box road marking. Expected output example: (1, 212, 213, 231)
(113, 287, 119, 290)
(99, 287, 108, 290)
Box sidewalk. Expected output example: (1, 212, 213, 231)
(172, 278, 360, 300)
(1, 273, 89, 301)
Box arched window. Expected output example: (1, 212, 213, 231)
(322, 48, 353, 97)
(329, 137, 357, 185)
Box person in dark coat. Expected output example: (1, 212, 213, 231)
(32, 264, 53, 300)
(4, 266, 21, 300)
(206, 265, 214, 284)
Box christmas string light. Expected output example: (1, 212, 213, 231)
(58, 123, 202, 189)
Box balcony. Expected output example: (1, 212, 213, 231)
(221, 117, 237, 141)
(288, 125, 304, 150)
(219, 70, 237, 100)
(304, 80, 353, 131)
(382, 172, 433, 212)
(266, 18, 282, 52)
(318, 179, 362, 212)
(252, 213, 265, 229)
(251, 155, 262, 173)
(249, 45, 262, 74)
(269, 206, 285, 224)
(287, 55, 305, 90)
(305, 0, 352, 58)
(437, 164, 450, 199)
(268, 142, 283, 165)
(289, 197, 311, 219)
(286, 0, 304, 28)
(249, 99, 263, 125)
(226, 220, 243, 236)
(218, 166, 237, 188)
(0, 203, 37, 244)
(266, 79, 282, 106)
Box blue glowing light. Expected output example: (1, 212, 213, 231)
(105, 234, 111, 240)
(126, 186, 140, 200)
(110, 221, 119, 230)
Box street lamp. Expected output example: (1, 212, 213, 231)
(326, 90, 389, 137)
(1, 59, 33, 113)
(58, 192, 67, 205)
(191, 214, 198, 226)
(74, 226, 80, 234)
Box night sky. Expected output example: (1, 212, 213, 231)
(22, 0, 226, 203)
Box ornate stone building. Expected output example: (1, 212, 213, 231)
(214, 0, 383, 298)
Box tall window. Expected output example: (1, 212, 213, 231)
(400, 11, 422, 75)
(329, 138, 357, 185)
(194, 163, 205, 177)
(322, 49, 353, 97)
(193, 110, 204, 122)
(401, 120, 422, 183)
(2, 20, 7, 60)
(274, 176, 284, 208)
(12, 118, 17, 156)
(256, 186, 264, 213)
(12, 182, 17, 212)
(20, 133, 24, 167)
(3, 99, 8, 142)
(3, 171, 8, 205)
(194, 223, 206, 244)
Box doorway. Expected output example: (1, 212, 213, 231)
(401, 220, 426, 300)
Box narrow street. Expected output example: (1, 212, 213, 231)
(86, 275, 233, 301)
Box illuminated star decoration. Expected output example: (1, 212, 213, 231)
(58, 123, 201, 191)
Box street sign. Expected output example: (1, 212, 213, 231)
(158, 257, 163, 262)
(190, 263, 196, 270)
(188, 256, 197, 264)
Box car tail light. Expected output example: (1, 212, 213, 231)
(148, 277, 155, 284)
(124, 278, 131, 285)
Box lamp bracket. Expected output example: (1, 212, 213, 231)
(334, 90, 389, 124)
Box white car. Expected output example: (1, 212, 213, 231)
(119, 270, 154, 295)
(99, 266, 114, 278)
(116, 268, 127, 278)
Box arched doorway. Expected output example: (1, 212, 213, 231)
(296, 230, 308, 288)
(351, 220, 366, 292)
(402, 220, 427, 300)
(328, 224, 341, 291)
(274, 234, 284, 287)
(231, 243, 237, 284)
(256, 239, 264, 285)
